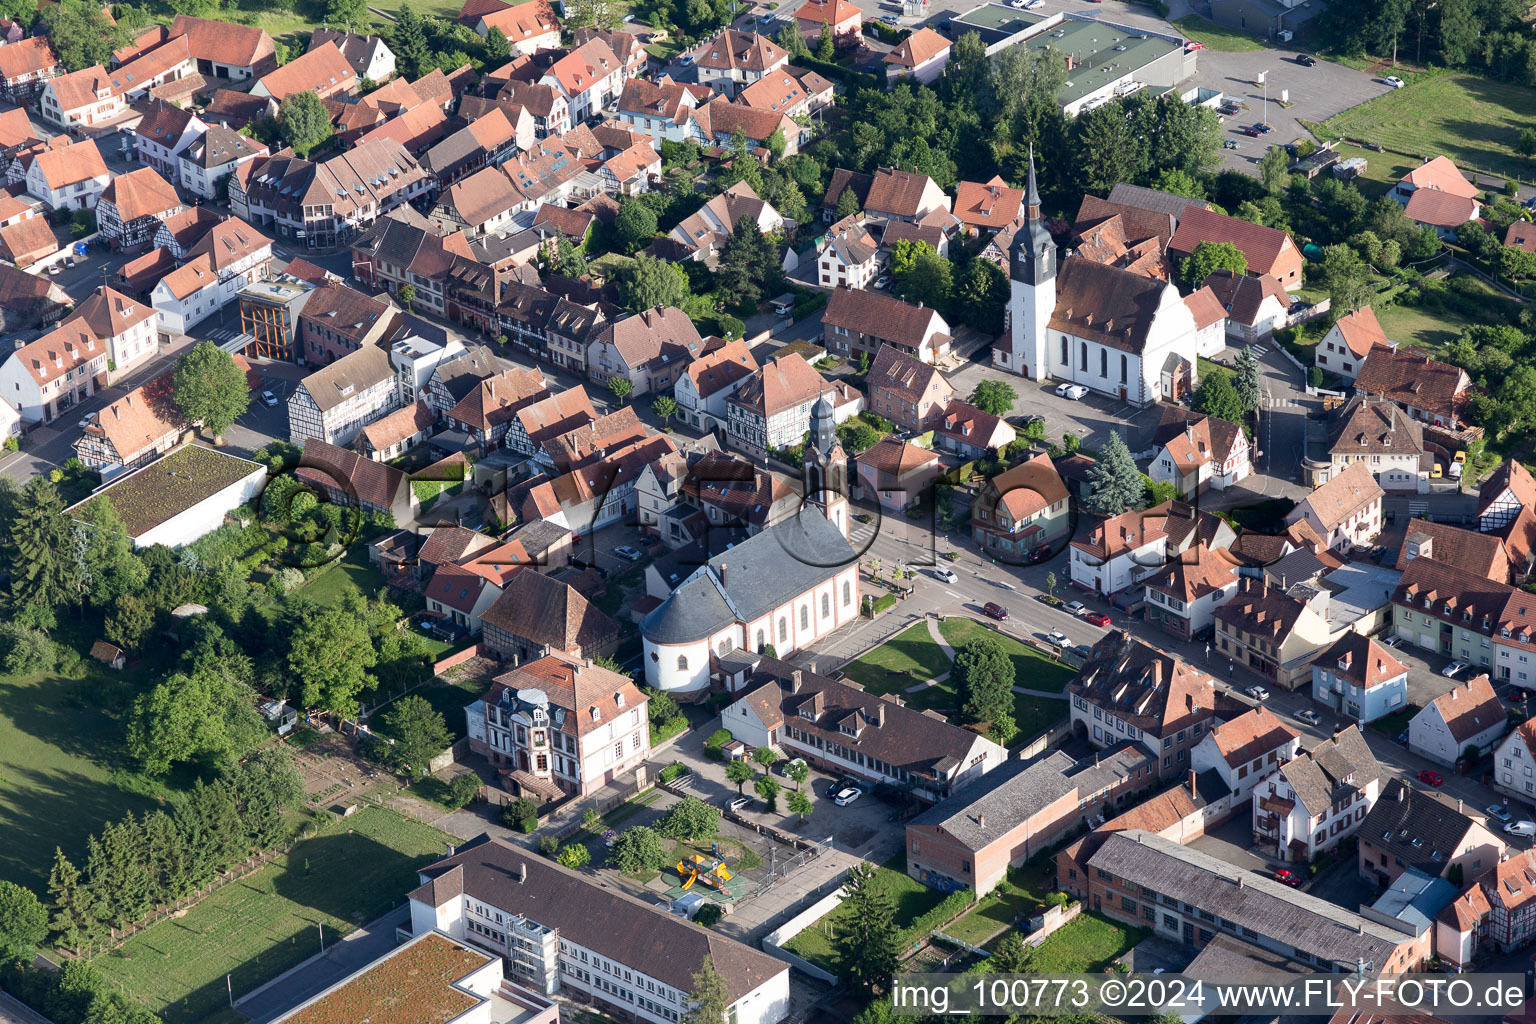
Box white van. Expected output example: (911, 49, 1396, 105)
(1505, 820, 1536, 838)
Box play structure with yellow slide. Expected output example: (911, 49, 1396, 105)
(677, 848, 733, 891)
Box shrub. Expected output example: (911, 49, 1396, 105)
(0, 624, 55, 675)
(704, 727, 733, 761)
(557, 843, 592, 869)
(446, 773, 480, 809)
(695, 903, 724, 928)
(1307, 366, 1324, 389)
(538, 835, 560, 857)
(608, 825, 668, 874)
(657, 760, 689, 784)
(900, 889, 975, 945)
(501, 797, 539, 833)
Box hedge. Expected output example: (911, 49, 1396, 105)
(869, 593, 898, 616)
(792, 291, 827, 321)
(658, 761, 689, 783)
(790, 57, 880, 92)
(900, 889, 976, 946)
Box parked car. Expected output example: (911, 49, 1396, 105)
(1028, 546, 1053, 564)
(778, 757, 807, 778)
(1254, 122, 1274, 133)
(1383, 635, 1402, 648)
(833, 786, 861, 807)
(260, 390, 279, 407)
(1417, 769, 1444, 787)
(727, 796, 750, 812)
(614, 545, 644, 561)
(678, 53, 694, 66)
(1384, 75, 1405, 88)
(46, 263, 60, 275)
(1055, 383, 1089, 400)
(64, 256, 75, 269)
(1184, 40, 1204, 52)
(1274, 868, 1302, 887)
(1072, 644, 1093, 658)
(983, 602, 1009, 621)
(1245, 685, 1270, 701)
(77, 411, 96, 429)
(1046, 630, 1071, 648)
(853, 512, 873, 523)
(1239, 125, 1263, 137)
(1296, 53, 1317, 66)
(832, 776, 861, 795)
(1222, 139, 1239, 150)
(1085, 611, 1111, 627)
(1293, 708, 1320, 725)
(874, 274, 892, 290)
(1063, 600, 1085, 615)
(934, 567, 958, 584)
(1442, 661, 1467, 678)
(1488, 804, 1514, 824)
(1396, 729, 1409, 745)
(1507, 820, 1536, 837)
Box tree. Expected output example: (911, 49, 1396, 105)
(1519, 128, 1536, 158)
(582, 806, 603, 831)
(1258, 145, 1291, 195)
(717, 215, 778, 312)
(658, 795, 721, 841)
(381, 695, 452, 779)
(816, 22, 833, 60)
(279, 90, 333, 158)
(1044, 570, 1057, 596)
(835, 186, 860, 218)
(954, 636, 1016, 745)
(501, 796, 538, 832)
(838, 862, 898, 994)
(1179, 241, 1247, 290)
(549, 236, 589, 278)
(1233, 346, 1262, 414)
(969, 379, 1018, 417)
(766, 127, 786, 162)
(955, 256, 1008, 335)
(615, 198, 658, 254)
(289, 606, 377, 716)
(173, 341, 252, 441)
(1154, 168, 1207, 201)
(391, 3, 430, 78)
(896, 249, 953, 314)
(695, 903, 724, 928)
(125, 669, 231, 775)
(752, 745, 779, 772)
(681, 955, 733, 1024)
(726, 758, 755, 794)
(652, 394, 680, 428)
(39, 0, 130, 71)
(1083, 431, 1146, 517)
(0, 881, 46, 965)
(396, 283, 417, 310)
(754, 774, 781, 812)
(607, 376, 634, 405)
(557, 843, 591, 869)
(1072, 102, 1145, 195)
(619, 253, 688, 311)
(77, 497, 147, 606)
(563, 0, 623, 29)
(776, 22, 809, 59)
(11, 475, 77, 629)
(1192, 372, 1245, 424)
(785, 759, 809, 791)
(787, 789, 812, 822)
(327, 0, 367, 26)
(1321, 243, 1372, 316)
(47, 848, 93, 953)
(609, 825, 668, 874)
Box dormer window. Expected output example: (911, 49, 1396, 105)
(799, 707, 815, 722)
(590, 706, 601, 722)
(615, 692, 625, 708)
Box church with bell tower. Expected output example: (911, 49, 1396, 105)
(802, 394, 848, 539)
(993, 150, 1204, 407)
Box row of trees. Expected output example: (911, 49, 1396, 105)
(46, 748, 305, 951)
(1320, 0, 1536, 87)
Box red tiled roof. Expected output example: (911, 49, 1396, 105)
(1405, 186, 1479, 229)
(1402, 156, 1479, 201)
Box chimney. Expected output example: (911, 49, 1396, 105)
(1459, 798, 1464, 814)
(1357, 922, 1364, 935)
(1397, 785, 1405, 802)
(720, 564, 728, 588)
(519, 862, 527, 883)
(978, 813, 986, 829)
(877, 702, 886, 727)
(573, 661, 582, 677)
(1188, 770, 1197, 799)
(1238, 875, 1244, 888)
(1185, 693, 1194, 713)
(791, 669, 803, 694)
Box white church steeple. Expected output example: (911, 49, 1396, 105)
(1008, 146, 1056, 381)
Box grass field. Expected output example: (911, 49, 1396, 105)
(937, 618, 1074, 693)
(839, 622, 953, 692)
(1319, 143, 1418, 199)
(1172, 15, 1264, 52)
(0, 668, 170, 892)
(1373, 301, 1472, 355)
(1019, 912, 1144, 971)
(945, 869, 1051, 947)
(301, 546, 390, 605)
(92, 807, 456, 1024)
(782, 851, 950, 971)
(1319, 72, 1536, 182)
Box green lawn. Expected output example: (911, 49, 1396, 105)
(1374, 299, 1475, 357)
(1015, 912, 1144, 971)
(1319, 142, 1418, 199)
(839, 622, 953, 692)
(782, 851, 950, 971)
(1172, 15, 1265, 52)
(1366, 704, 1418, 738)
(1319, 72, 1536, 182)
(944, 872, 1050, 947)
(376, 677, 485, 743)
(92, 808, 457, 1024)
(937, 618, 1075, 693)
(0, 668, 169, 892)
(302, 546, 390, 604)
(1011, 694, 1069, 739)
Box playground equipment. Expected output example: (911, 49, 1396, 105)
(676, 849, 733, 891)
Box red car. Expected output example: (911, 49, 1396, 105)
(1417, 769, 1444, 787)
(1085, 611, 1111, 627)
(1274, 869, 1302, 887)
(1184, 40, 1205, 52)
(983, 602, 1009, 621)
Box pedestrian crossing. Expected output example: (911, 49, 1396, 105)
(1265, 396, 1302, 409)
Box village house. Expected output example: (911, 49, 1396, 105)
(1437, 846, 1536, 968)
(1287, 462, 1384, 552)
(883, 27, 951, 86)
(726, 352, 853, 459)
(854, 438, 941, 511)
(689, 29, 787, 98)
(25, 138, 110, 211)
(863, 166, 951, 224)
(296, 438, 418, 522)
(73, 375, 186, 477)
(1315, 305, 1393, 381)
(1397, 518, 1514, 585)
(168, 15, 276, 79)
(296, 283, 398, 367)
(1190, 705, 1301, 805)
(1306, 395, 1430, 492)
(1408, 673, 1505, 767)
(288, 344, 398, 447)
(1353, 346, 1472, 430)
(97, 167, 185, 251)
(1214, 578, 1339, 689)
(932, 400, 1015, 459)
(1201, 268, 1289, 343)
(821, 287, 951, 364)
(1254, 725, 1380, 863)
(249, 41, 356, 101)
(673, 337, 758, 435)
(1391, 557, 1515, 676)
(1070, 500, 1234, 598)
(793, 0, 861, 41)
(816, 214, 884, 291)
(0, 322, 108, 424)
(866, 345, 953, 432)
(1493, 720, 1536, 805)
(443, 368, 547, 453)
(1167, 205, 1305, 290)
(1148, 406, 1251, 498)
(0, 38, 60, 104)
(178, 125, 269, 201)
(586, 306, 702, 398)
(969, 452, 1071, 562)
(1358, 779, 1505, 889)
(952, 175, 1022, 237)
(133, 100, 206, 184)
(480, 568, 620, 666)
(359, 399, 435, 462)
(667, 181, 784, 263)
(309, 28, 395, 81)
(1069, 632, 1216, 780)
(1143, 544, 1241, 641)
(463, 0, 562, 56)
(67, 285, 158, 384)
